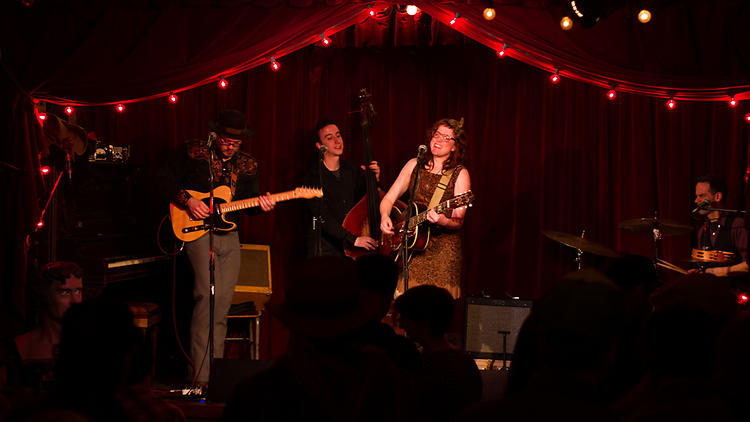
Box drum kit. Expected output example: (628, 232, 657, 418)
(542, 215, 735, 272)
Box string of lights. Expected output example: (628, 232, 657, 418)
(29, 2, 748, 122)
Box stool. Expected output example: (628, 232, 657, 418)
(225, 308, 262, 360)
(127, 302, 160, 371)
(226, 243, 272, 360)
(128, 302, 161, 329)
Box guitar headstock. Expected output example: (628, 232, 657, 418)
(451, 190, 475, 208)
(295, 186, 324, 199)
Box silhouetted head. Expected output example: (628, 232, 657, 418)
(270, 256, 380, 338)
(536, 270, 625, 372)
(34, 261, 84, 322)
(356, 254, 399, 320)
(394, 285, 455, 342)
(55, 298, 141, 395)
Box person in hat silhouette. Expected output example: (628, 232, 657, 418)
(159, 109, 275, 384)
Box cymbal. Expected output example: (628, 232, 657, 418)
(542, 230, 620, 258)
(618, 218, 693, 236)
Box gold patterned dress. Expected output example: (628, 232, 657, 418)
(400, 165, 464, 299)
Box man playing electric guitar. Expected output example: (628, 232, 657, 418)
(159, 109, 275, 384)
(380, 118, 471, 299)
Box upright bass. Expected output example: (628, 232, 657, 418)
(342, 90, 403, 259)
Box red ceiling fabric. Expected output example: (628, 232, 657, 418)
(2, 0, 749, 104)
(5, 2, 377, 104)
(416, 1, 750, 100)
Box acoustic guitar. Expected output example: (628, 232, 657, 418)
(381, 190, 475, 262)
(171, 185, 322, 242)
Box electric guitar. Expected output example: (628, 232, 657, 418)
(381, 190, 475, 262)
(170, 185, 323, 242)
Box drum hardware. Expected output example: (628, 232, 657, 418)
(618, 218, 692, 236)
(542, 230, 620, 270)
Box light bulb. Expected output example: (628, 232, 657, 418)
(483, 7, 496, 20)
(638, 9, 651, 23)
(560, 16, 573, 30)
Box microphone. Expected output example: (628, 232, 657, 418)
(416, 144, 427, 162)
(692, 199, 711, 214)
(319, 145, 328, 154)
(65, 152, 72, 182)
(207, 132, 217, 147)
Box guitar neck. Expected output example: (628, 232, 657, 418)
(219, 190, 299, 213)
(408, 198, 455, 228)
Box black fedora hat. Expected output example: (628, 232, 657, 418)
(209, 109, 254, 139)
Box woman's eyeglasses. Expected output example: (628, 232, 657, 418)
(432, 131, 456, 143)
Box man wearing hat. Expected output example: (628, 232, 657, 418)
(160, 109, 275, 383)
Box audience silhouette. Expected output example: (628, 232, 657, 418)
(355, 254, 421, 372)
(394, 284, 482, 422)
(12, 298, 185, 422)
(3, 254, 746, 422)
(15, 262, 84, 362)
(613, 273, 737, 421)
(222, 256, 414, 422)
(463, 269, 625, 421)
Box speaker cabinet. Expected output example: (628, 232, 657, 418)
(236, 244, 272, 294)
(464, 297, 533, 360)
(232, 244, 272, 311)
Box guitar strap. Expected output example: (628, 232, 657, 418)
(230, 165, 238, 199)
(427, 168, 455, 210)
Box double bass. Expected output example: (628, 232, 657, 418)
(342, 90, 404, 259)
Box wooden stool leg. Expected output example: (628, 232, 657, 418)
(253, 317, 260, 360)
(245, 318, 253, 359)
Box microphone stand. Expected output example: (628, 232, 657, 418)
(313, 148, 326, 256)
(704, 207, 747, 215)
(400, 152, 424, 290)
(206, 140, 217, 388)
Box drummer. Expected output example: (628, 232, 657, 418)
(690, 174, 748, 276)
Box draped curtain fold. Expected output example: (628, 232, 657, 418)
(5, 1, 749, 104)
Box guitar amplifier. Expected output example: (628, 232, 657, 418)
(464, 297, 533, 360)
(236, 244, 272, 294)
(232, 244, 273, 313)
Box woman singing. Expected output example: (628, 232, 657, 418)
(380, 118, 471, 298)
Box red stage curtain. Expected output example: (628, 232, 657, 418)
(69, 45, 749, 360)
(4, 1, 749, 103)
(2, 1, 749, 357)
